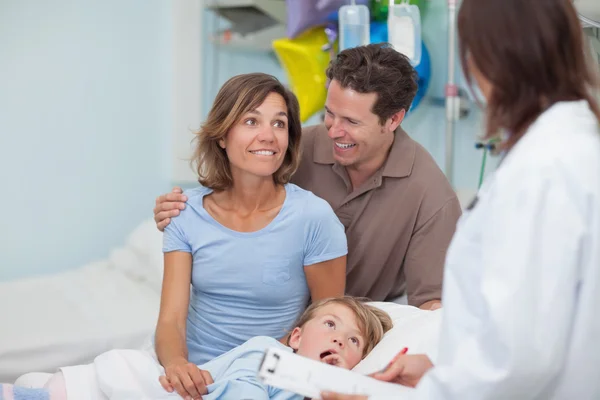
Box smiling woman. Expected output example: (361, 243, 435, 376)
(9, 73, 349, 400)
(193, 73, 302, 191)
(149, 73, 349, 399)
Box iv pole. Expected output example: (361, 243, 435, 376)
(445, 0, 458, 186)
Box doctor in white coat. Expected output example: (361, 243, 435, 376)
(323, 0, 600, 399)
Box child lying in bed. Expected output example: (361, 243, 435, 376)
(1, 297, 392, 400)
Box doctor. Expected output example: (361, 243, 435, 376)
(323, 0, 600, 398)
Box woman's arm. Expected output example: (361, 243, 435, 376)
(304, 255, 347, 301)
(302, 195, 349, 301)
(155, 252, 211, 399)
(155, 252, 192, 367)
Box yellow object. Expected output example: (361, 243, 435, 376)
(273, 27, 334, 122)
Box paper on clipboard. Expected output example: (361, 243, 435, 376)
(257, 347, 415, 399)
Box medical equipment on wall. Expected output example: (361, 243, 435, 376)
(338, 0, 371, 51)
(387, 0, 422, 65)
(575, 0, 600, 29)
(575, 0, 600, 66)
(444, 0, 459, 186)
(370, 0, 422, 22)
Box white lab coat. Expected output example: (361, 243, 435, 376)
(387, 100, 600, 399)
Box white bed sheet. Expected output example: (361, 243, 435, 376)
(0, 218, 444, 386)
(0, 220, 164, 383)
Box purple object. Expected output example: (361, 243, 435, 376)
(286, 0, 369, 38)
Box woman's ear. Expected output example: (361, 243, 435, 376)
(288, 327, 302, 351)
(219, 139, 226, 149)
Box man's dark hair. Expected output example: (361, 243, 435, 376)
(326, 43, 419, 124)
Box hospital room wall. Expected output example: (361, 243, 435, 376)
(0, 1, 496, 282)
(199, 4, 499, 195)
(0, 0, 173, 281)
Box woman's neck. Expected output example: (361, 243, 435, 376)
(220, 175, 282, 213)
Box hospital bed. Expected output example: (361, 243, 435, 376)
(0, 220, 164, 383)
(0, 217, 442, 385)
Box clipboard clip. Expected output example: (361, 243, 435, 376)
(260, 351, 280, 374)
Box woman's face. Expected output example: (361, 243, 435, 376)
(220, 92, 289, 182)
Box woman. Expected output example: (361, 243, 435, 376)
(323, 0, 600, 399)
(153, 73, 347, 399)
(12, 75, 347, 399)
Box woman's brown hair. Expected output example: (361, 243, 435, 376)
(192, 73, 302, 190)
(458, 0, 600, 150)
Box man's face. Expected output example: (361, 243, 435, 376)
(288, 303, 366, 370)
(323, 80, 398, 170)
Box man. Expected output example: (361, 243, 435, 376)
(153, 44, 461, 310)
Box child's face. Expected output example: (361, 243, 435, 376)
(288, 303, 366, 370)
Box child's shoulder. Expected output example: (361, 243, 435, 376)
(239, 336, 288, 354)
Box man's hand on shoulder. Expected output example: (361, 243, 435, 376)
(154, 187, 187, 231)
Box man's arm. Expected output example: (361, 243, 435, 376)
(403, 196, 462, 308)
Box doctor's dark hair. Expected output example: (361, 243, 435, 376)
(326, 43, 419, 125)
(191, 73, 302, 191)
(458, 0, 600, 150)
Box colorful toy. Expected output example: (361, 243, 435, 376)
(285, 0, 369, 39)
(273, 27, 335, 122)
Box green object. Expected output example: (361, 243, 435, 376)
(476, 138, 501, 189)
(478, 148, 488, 189)
(370, 0, 423, 22)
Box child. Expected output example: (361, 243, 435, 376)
(1, 297, 392, 400)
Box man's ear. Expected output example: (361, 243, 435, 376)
(288, 327, 302, 351)
(385, 109, 406, 133)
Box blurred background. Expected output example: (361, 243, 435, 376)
(0, 0, 492, 282)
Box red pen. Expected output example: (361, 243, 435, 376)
(378, 347, 408, 374)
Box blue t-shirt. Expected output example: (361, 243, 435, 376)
(200, 336, 303, 400)
(162, 183, 347, 364)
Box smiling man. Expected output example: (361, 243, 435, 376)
(291, 44, 461, 309)
(153, 44, 461, 309)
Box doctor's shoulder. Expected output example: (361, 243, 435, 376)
(508, 105, 599, 169)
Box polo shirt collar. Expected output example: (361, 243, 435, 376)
(312, 125, 415, 178)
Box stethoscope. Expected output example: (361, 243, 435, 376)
(475, 138, 501, 189)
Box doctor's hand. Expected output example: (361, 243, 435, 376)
(159, 358, 213, 400)
(154, 187, 187, 231)
(371, 354, 434, 388)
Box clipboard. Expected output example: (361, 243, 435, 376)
(257, 347, 415, 399)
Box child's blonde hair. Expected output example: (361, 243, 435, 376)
(289, 297, 393, 357)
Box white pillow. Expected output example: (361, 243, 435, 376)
(352, 302, 442, 375)
(107, 218, 164, 292)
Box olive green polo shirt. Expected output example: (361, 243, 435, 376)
(291, 124, 462, 306)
